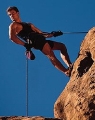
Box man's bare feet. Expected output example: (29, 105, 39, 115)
(65, 64, 73, 77)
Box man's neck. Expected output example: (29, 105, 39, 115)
(13, 18, 22, 23)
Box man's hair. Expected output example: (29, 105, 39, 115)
(6, 6, 19, 12)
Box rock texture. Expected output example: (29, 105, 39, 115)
(54, 27, 95, 120)
(0, 116, 61, 120)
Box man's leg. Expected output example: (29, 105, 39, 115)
(51, 41, 72, 67)
(41, 43, 69, 75)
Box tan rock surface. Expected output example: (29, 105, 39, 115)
(54, 27, 95, 120)
(0, 116, 61, 120)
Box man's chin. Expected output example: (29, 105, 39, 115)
(12, 19, 16, 22)
(11, 18, 15, 22)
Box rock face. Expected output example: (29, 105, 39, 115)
(54, 27, 95, 120)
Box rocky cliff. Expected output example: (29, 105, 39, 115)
(54, 27, 95, 120)
(1, 27, 95, 120)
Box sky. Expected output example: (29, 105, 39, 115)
(0, 0, 95, 118)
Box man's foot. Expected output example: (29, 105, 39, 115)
(65, 64, 73, 77)
(25, 50, 35, 60)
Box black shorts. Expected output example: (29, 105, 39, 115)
(29, 33, 54, 51)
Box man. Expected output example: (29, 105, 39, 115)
(6, 6, 72, 77)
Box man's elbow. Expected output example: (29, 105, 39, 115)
(9, 37, 16, 45)
(9, 35, 15, 42)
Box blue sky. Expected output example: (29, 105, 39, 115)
(0, 0, 95, 117)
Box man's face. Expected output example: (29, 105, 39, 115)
(7, 10, 19, 22)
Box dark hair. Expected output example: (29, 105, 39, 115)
(6, 6, 19, 12)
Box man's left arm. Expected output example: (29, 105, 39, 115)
(30, 23, 54, 38)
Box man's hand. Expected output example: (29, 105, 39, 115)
(51, 31, 63, 37)
(24, 43, 35, 60)
(25, 50, 35, 60)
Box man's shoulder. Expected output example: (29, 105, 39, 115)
(26, 22, 33, 25)
(9, 22, 21, 28)
(9, 22, 17, 27)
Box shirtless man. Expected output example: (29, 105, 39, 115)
(6, 6, 72, 76)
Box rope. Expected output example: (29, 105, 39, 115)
(41, 31, 88, 37)
(26, 57, 28, 116)
(63, 31, 88, 34)
(42, 31, 88, 35)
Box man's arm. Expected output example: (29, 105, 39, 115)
(30, 24, 42, 33)
(30, 23, 54, 38)
(9, 23, 25, 46)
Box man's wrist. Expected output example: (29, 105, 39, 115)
(24, 43, 27, 47)
(24, 43, 32, 51)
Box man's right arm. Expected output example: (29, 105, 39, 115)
(9, 23, 25, 46)
(9, 23, 33, 50)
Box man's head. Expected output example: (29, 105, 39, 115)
(6, 6, 19, 13)
(6, 6, 20, 22)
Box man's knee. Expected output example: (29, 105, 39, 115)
(61, 43, 66, 49)
(48, 54, 58, 65)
